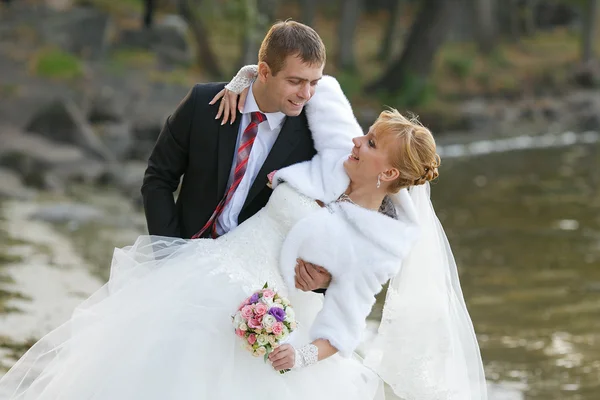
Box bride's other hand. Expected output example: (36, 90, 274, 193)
(209, 87, 250, 125)
(295, 260, 332, 291)
(268, 344, 295, 371)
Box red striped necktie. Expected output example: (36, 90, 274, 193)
(192, 111, 267, 239)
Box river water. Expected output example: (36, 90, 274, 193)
(1, 131, 599, 399)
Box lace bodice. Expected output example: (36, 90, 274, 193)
(202, 184, 321, 295)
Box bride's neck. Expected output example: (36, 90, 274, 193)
(345, 184, 386, 212)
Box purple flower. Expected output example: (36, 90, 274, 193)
(249, 293, 260, 304)
(268, 307, 286, 322)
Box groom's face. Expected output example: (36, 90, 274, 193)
(265, 55, 324, 116)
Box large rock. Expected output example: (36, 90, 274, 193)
(41, 7, 113, 60)
(0, 167, 37, 200)
(88, 86, 131, 123)
(118, 24, 192, 67)
(26, 99, 115, 161)
(0, 127, 107, 191)
(95, 122, 134, 161)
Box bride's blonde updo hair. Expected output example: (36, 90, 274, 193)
(372, 108, 440, 193)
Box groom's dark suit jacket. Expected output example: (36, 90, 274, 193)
(141, 83, 317, 239)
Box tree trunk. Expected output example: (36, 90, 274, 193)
(522, 0, 537, 36)
(377, 0, 402, 62)
(178, 0, 222, 78)
(505, 0, 520, 41)
(475, 0, 496, 53)
(300, 0, 318, 27)
(238, 0, 278, 68)
(582, 0, 599, 63)
(336, 0, 363, 71)
(365, 0, 458, 95)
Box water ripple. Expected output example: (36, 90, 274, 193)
(438, 131, 600, 158)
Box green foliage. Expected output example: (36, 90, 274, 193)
(76, 0, 143, 15)
(488, 48, 511, 68)
(378, 72, 437, 109)
(336, 70, 363, 100)
(32, 49, 83, 80)
(444, 53, 474, 79)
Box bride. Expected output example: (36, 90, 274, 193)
(0, 73, 487, 399)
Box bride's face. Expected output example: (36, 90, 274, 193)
(344, 128, 396, 188)
(260, 55, 323, 116)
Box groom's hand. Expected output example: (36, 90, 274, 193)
(295, 259, 331, 292)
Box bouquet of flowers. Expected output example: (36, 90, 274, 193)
(232, 283, 297, 372)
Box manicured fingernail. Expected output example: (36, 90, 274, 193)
(221, 120, 225, 125)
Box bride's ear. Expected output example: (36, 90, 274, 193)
(380, 168, 400, 183)
(257, 62, 271, 82)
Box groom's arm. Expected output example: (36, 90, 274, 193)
(141, 86, 198, 238)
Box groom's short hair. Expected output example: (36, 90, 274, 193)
(259, 20, 326, 75)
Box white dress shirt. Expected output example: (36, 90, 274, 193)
(216, 84, 286, 235)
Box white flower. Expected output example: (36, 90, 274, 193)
(284, 307, 295, 323)
(255, 346, 267, 357)
(256, 334, 269, 346)
(270, 303, 284, 310)
(290, 321, 297, 330)
(239, 322, 248, 331)
(281, 298, 290, 306)
(260, 297, 274, 307)
(262, 314, 276, 329)
(276, 325, 289, 342)
(232, 313, 243, 328)
(274, 298, 282, 304)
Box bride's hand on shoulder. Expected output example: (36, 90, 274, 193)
(268, 344, 295, 371)
(209, 87, 249, 126)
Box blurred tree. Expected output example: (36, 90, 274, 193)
(581, 0, 598, 63)
(144, 0, 155, 28)
(238, 0, 276, 67)
(522, 0, 538, 36)
(178, 0, 223, 78)
(377, 0, 402, 62)
(300, 0, 319, 27)
(365, 0, 458, 95)
(474, 0, 497, 53)
(337, 0, 363, 71)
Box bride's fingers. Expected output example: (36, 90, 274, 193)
(238, 87, 249, 113)
(227, 91, 238, 124)
(209, 89, 225, 105)
(215, 96, 226, 121)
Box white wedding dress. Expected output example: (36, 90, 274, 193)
(0, 183, 384, 400)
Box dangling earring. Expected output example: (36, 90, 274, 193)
(376, 174, 381, 189)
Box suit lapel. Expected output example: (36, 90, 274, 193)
(216, 116, 242, 199)
(243, 116, 302, 209)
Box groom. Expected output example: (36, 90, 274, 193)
(141, 20, 330, 291)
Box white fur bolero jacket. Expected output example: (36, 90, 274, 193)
(272, 76, 421, 357)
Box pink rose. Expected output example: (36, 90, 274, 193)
(235, 329, 245, 338)
(247, 333, 257, 345)
(271, 322, 284, 336)
(248, 318, 262, 330)
(262, 289, 275, 299)
(241, 305, 254, 319)
(254, 303, 268, 317)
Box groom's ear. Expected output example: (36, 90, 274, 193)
(257, 62, 271, 82)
